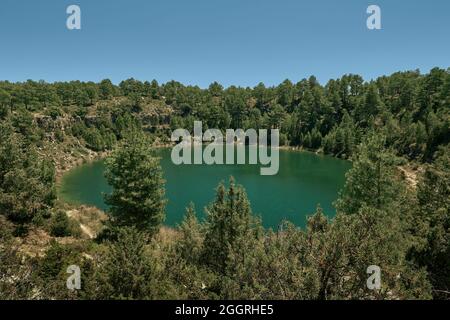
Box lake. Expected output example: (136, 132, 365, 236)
(58, 148, 351, 229)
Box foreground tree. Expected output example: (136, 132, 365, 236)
(199, 177, 268, 299)
(0, 241, 36, 299)
(94, 227, 156, 299)
(0, 122, 55, 230)
(104, 129, 166, 235)
(335, 133, 404, 215)
(410, 146, 450, 299)
(176, 203, 203, 264)
(315, 206, 432, 300)
(202, 177, 262, 275)
(323, 134, 432, 299)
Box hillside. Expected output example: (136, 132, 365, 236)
(0, 68, 449, 300)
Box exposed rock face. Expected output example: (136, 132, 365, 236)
(34, 114, 79, 131)
(31, 96, 175, 177)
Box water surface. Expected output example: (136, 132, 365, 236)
(59, 148, 351, 229)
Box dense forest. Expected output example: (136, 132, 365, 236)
(0, 67, 449, 299)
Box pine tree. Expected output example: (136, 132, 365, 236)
(49, 210, 71, 237)
(411, 146, 450, 298)
(315, 205, 432, 300)
(335, 133, 402, 215)
(326, 133, 432, 299)
(104, 129, 166, 236)
(94, 227, 157, 299)
(202, 177, 262, 275)
(0, 121, 55, 229)
(176, 202, 203, 264)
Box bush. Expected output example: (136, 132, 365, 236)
(279, 132, 288, 146)
(49, 211, 81, 237)
(49, 211, 71, 237)
(0, 215, 14, 240)
(45, 107, 63, 119)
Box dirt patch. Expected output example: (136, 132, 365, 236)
(66, 206, 108, 239)
(398, 165, 423, 188)
(14, 227, 82, 258)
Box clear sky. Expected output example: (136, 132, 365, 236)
(0, 0, 448, 87)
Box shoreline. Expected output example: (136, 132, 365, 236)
(55, 142, 347, 184)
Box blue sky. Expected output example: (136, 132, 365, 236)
(0, 0, 448, 87)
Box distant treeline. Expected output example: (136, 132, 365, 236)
(1, 67, 449, 161)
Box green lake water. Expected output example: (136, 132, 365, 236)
(58, 148, 351, 229)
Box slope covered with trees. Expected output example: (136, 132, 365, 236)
(0, 67, 448, 161)
(0, 67, 449, 300)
